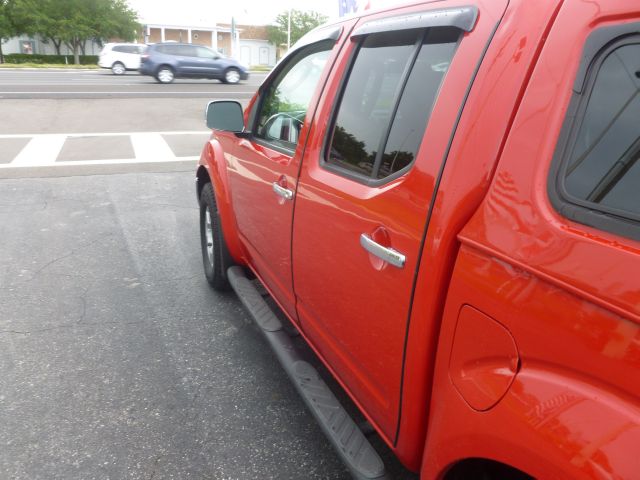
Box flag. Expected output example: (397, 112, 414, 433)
(339, 0, 358, 17)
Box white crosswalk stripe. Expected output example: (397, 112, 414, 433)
(11, 134, 67, 166)
(130, 133, 176, 162)
(0, 131, 209, 168)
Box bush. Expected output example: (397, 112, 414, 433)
(3, 54, 98, 65)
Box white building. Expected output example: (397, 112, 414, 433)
(2, 36, 102, 56)
(2, 24, 276, 68)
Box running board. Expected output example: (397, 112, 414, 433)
(227, 266, 389, 480)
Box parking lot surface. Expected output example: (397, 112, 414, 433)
(0, 171, 351, 479)
(0, 69, 261, 177)
(0, 69, 416, 479)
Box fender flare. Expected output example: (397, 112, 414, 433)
(422, 366, 640, 479)
(197, 138, 246, 265)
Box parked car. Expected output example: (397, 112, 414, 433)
(139, 43, 249, 84)
(98, 43, 144, 75)
(197, 0, 640, 479)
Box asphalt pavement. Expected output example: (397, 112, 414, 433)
(0, 68, 264, 99)
(0, 69, 264, 177)
(0, 69, 417, 479)
(0, 171, 352, 479)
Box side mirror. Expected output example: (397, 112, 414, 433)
(205, 100, 246, 133)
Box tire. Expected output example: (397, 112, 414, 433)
(199, 183, 233, 290)
(155, 66, 175, 84)
(111, 62, 125, 75)
(222, 68, 241, 84)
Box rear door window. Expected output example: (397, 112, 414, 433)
(179, 45, 198, 57)
(325, 27, 460, 183)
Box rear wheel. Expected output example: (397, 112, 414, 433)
(199, 183, 233, 290)
(111, 62, 125, 75)
(156, 66, 175, 83)
(222, 68, 241, 84)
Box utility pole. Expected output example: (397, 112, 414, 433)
(287, 8, 291, 50)
(231, 16, 236, 59)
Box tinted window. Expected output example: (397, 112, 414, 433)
(328, 31, 417, 177)
(563, 42, 640, 220)
(196, 46, 216, 59)
(378, 29, 458, 178)
(113, 45, 141, 54)
(255, 41, 333, 152)
(156, 44, 188, 56)
(178, 45, 197, 57)
(327, 28, 459, 181)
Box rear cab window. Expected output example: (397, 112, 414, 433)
(549, 27, 640, 240)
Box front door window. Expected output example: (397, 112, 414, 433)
(254, 41, 333, 152)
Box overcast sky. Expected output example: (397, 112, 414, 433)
(127, 0, 406, 27)
(127, 0, 341, 27)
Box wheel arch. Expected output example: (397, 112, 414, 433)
(442, 458, 532, 480)
(197, 139, 245, 265)
(422, 364, 640, 479)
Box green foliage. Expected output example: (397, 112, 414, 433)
(3, 53, 98, 64)
(0, 0, 140, 63)
(332, 125, 368, 169)
(0, 0, 33, 63)
(267, 10, 327, 49)
(0, 2, 11, 46)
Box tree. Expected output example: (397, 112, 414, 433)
(0, 0, 11, 63)
(27, 0, 139, 64)
(267, 10, 327, 53)
(0, 0, 34, 63)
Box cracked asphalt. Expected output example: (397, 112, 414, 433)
(0, 171, 355, 479)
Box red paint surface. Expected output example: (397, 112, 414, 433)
(449, 305, 519, 412)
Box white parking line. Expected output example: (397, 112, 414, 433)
(0, 131, 209, 139)
(11, 134, 66, 166)
(0, 90, 255, 95)
(0, 131, 209, 168)
(131, 133, 176, 162)
(0, 157, 198, 168)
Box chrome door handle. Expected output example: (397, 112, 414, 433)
(272, 182, 294, 201)
(360, 234, 406, 268)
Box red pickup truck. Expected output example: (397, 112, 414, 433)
(196, 0, 640, 478)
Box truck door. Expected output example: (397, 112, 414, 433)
(223, 25, 354, 318)
(292, 1, 508, 441)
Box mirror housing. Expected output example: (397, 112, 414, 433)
(205, 100, 246, 134)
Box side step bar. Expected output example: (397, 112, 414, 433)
(227, 266, 390, 480)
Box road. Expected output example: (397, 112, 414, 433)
(0, 69, 265, 177)
(0, 70, 416, 479)
(0, 69, 263, 99)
